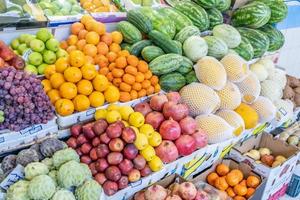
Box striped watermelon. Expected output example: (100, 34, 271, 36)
(231, 1, 271, 28)
(174, 1, 209, 31)
(174, 26, 201, 43)
(207, 8, 224, 29)
(212, 24, 241, 48)
(204, 36, 228, 59)
(259, 24, 284, 52)
(216, 0, 231, 12)
(232, 37, 254, 61)
(255, 0, 288, 23)
(194, 0, 218, 8)
(237, 27, 270, 58)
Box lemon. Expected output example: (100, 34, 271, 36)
(130, 126, 139, 135)
(134, 133, 148, 150)
(122, 120, 129, 127)
(148, 131, 162, 147)
(119, 105, 134, 121)
(139, 124, 154, 138)
(94, 109, 107, 120)
(140, 145, 156, 161)
(107, 104, 120, 111)
(129, 112, 145, 128)
(106, 110, 121, 123)
(148, 156, 163, 172)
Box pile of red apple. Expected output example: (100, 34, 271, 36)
(134, 92, 208, 164)
(0, 40, 24, 69)
(66, 120, 152, 196)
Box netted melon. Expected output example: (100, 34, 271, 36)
(267, 68, 287, 89)
(180, 83, 221, 116)
(216, 110, 245, 136)
(235, 103, 259, 129)
(195, 114, 234, 143)
(220, 53, 249, 83)
(216, 81, 241, 110)
(261, 79, 283, 102)
(236, 72, 261, 104)
(250, 62, 268, 81)
(257, 57, 275, 71)
(194, 56, 227, 90)
(250, 96, 276, 123)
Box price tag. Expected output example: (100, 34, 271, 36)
(22, 49, 33, 61)
(252, 123, 268, 135)
(220, 143, 235, 158)
(182, 154, 206, 178)
(0, 165, 25, 191)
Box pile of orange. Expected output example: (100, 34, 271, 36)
(80, 0, 119, 13)
(42, 50, 120, 116)
(60, 15, 160, 102)
(206, 163, 261, 200)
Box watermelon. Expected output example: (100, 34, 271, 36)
(174, 26, 201, 44)
(237, 27, 270, 58)
(141, 46, 165, 62)
(174, 1, 209, 31)
(216, 0, 231, 12)
(259, 24, 284, 52)
(204, 36, 228, 59)
(160, 72, 186, 91)
(255, 0, 288, 23)
(185, 70, 198, 84)
(176, 56, 193, 74)
(232, 37, 254, 61)
(212, 24, 241, 48)
(231, 1, 271, 28)
(194, 0, 218, 8)
(206, 8, 224, 30)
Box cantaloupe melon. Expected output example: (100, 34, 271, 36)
(234, 103, 259, 129)
(216, 109, 245, 136)
(236, 72, 261, 104)
(216, 81, 242, 110)
(250, 96, 276, 123)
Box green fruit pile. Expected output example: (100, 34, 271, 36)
(10, 28, 68, 75)
(36, 0, 83, 16)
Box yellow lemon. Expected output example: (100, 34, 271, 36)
(106, 110, 121, 123)
(148, 156, 163, 172)
(148, 131, 162, 147)
(129, 112, 145, 128)
(134, 133, 148, 150)
(107, 104, 120, 111)
(119, 105, 134, 121)
(139, 124, 154, 138)
(104, 85, 120, 103)
(94, 109, 107, 120)
(122, 120, 129, 127)
(140, 145, 156, 161)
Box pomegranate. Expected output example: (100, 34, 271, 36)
(194, 190, 210, 200)
(179, 117, 197, 135)
(134, 191, 146, 200)
(92, 119, 108, 135)
(145, 185, 168, 200)
(155, 140, 179, 163)
(166, 92, 181, 104)
(145, 111, 165, 129)
(163, 103, 189, 121)
(166, 195, 182, 200)
(192, 129, 208, 149)
(175, 135, 196, 156)
(159, 119, 181, 140)
(103, 181, 118, 196)
(134, 102, 152, 116)
(150, 94, 168, 111)
(179, 182, 197, 200)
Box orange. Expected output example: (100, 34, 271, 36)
(142, 80, 151, 89)
(120, 82, 131, 92)
(245, 188, 255, 198)
(89, 91, 105, 107)
(150, 76, 159, 85)
(111, 31, 123, 44)
(83, 44, 97, 57)
(77, 79, 93, 95)
(104, 85, 120, 103)
(118, 50, 130, 57)
(112, 68, 124, 78)
(125, 65, 137, 76)
(78, 30, 88, 40)
(130, 90, 138, 100)
(233, 196, 246, 200)
(50, 73, 65, 89)
(81, 64, 97, 80)
(60, 40, 68, 49)
(67, 35, 78, 46)
(226, 172, 240, 187)
(115, 56, 127, 68)
(85, 31, 100, 45)
(44, 64, 56, 79)
(240, 180, 247, 186)
(47, 89, 61, 104)
(100, 33, 112, 45)
(146, 86, 154, 95)
(59, 82, 77, 99)
(71, 22, 84, 35)
(137, 60, 148, 73)
(106, 72, 113, 82)
(41, 79, 52, 93)
(106, 51, 117, 62)
(80, 14, 93, 25)
(66, 45, 77, 53)
(135, 72, 144, 83)
(216, 163, 230, 176)
(119, 92, 131, 102)
(64, 67, 82, 83)
(76, 39, 87, 50)
(207, 172, 219, 185)
(55, 98, 74, 116)
(226, 187, 236, 198)
(99, 67, 109, 75)
(92, 0, 102, 7)
(95, 55, 109, 68)
(233, 184, 247, 196)
(108, 62, 116, 71)
(112, 78, 122, 87)
(154, 84, 161, 93)
(73, 95, 90, 112)
(97, 42, 109, 55)
(92, 22, 106, 35)
(55, 57, 69, 73)
(138, 89, 146, 97)
(92, 74, 109, 92)
(132, 82, 142, 91)
(109, 43, 121, 53)
(123, 74, 135, 85)
(231, 169, 244, 182)
(127, 55, 139, 67)
(214, 177, 229, 191)
(144, 70, 152, 80)
(246, 176, 260, 188)
(69, 50, 86, 67)
(85, 55, 94, 64)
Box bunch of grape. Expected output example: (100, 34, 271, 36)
(0, 67, 55, 131)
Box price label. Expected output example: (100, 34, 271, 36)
(220, 143, 235, 158)
(22, 49, 33, 61)
(0, 165, 25, 191)
(252, 123, 268, 135)
(182, 154, 206, 179)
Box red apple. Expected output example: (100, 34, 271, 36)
(93, 119, 108, 135)
(66, 137, 77, 148)
(109, 138, 124, 152)
(133, 155, 146, 170)
(89, 162, 97, 175)
(140, 165, 152, 177)
(150, 94, 168, 111)
(159, 118, 181, 141)
(103, 181, 118, 196)
(155, 140, 179, 163)
(106, 122, 122, 138)
(90, 148, 98, 161)
(134, 102, 152, 116)
(70, 124, 82, 137)
(95, 173, 107, 185)
(118, 159, 134, 175)
(105, 166, 121, 182)
(81, 155, 92, 164)
(179, 117, 197, 135)
(175, 135, 196, 156)
(76, 135, 88, 145)
(96, 144, 109, 158)
(123, 144, 139, 160)
(115, 120, 125, 129)
(122, 127, 136, 143)
(100, 133, 111, 144)
(107, 152, 123, 165)
(145, 111, 165, 129)
(76, 148, 83, 156)
(192, 129, 208, 149)
(82, 122, 96, 139)
(128, 169, 141, 182)
(92, 137, 101, 147)
(166, 92, 181, 104)
(81, 143, 92, 154)
(261, 154, 275, 167)
(95, 158, 109, 172)
(118, 176, 129, 189)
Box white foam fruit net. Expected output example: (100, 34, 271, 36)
(267, 68, 287, 89)
(194, 56, 227, 91)
(195, 114, 234, 144)
(274, 99, 294, 122)
(260, 79, 283, 102)
(220, 53, 249, 83)
(236, 72, 261, 104)
(179, 83, 221, 117)
(250, 96, 276, 123)
(216, 81, 242, 110)
(216, 109, 245, 136)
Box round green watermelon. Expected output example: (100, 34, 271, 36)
(207, 8, 224, 29)
(216, 0, 231, 12)
(232, 37, 254, 61)
(255, 0, 288, 23)
(259, 24, 284, 52)
(194, 0, 218, 8)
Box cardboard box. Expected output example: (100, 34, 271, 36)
(191, 159, 266, 200)
(229, 133, 300, 200)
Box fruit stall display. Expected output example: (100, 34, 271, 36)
(80, 0, 126, 13)
(36, 0, 84, 17)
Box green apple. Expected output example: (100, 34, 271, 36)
(24, 64, 38, 75)
(71, 5, 81, 13)
(61, 8, 70, 15)
(25, 35, 36, 47)
(36, 28, 52, 43)
(19, 34, 31, 43)
(43, 50, 57, 64)
(11, 39, 20, 50)
(56, 48, 68, 58)
(51, 3, 60, 12)
(46, 38, 59, 52)
(17, 43, 29, 55)
(30, 39, 45, 52)
(43, 9, 53, 16)
(13, 50, 20, 55)
(28, 52, 43, 66)
(38, 63, 48, 75)
(0, 116, 4, 123)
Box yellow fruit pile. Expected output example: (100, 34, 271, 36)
(80, 0, 119, 13)
(94, 105, 163, 172)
